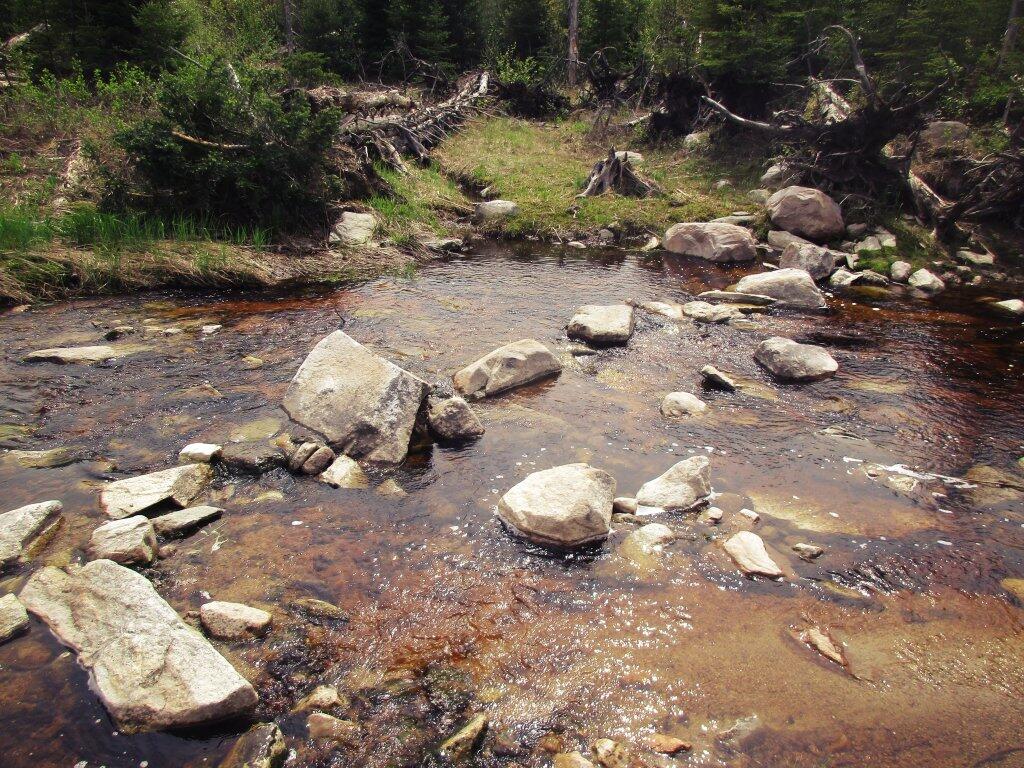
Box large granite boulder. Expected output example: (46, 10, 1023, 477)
(754, 337, 838, 382)
(567, 304, 635, 345)
(453, 339, 562, 398)
(283, 331, 430, 464)
(497, 463, 615, 548)
(766, 186, 844, 242)
(100, 464, 211, 519)
(20, 559, 258, 730)
(0, 500, 63, 570)
(635, 457, 711, 512)
(663, 222, 757, 263)
(778, 242, 836, 281)
(733, 269, 825, 309)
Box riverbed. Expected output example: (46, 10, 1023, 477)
(1, 241, 1023, 768)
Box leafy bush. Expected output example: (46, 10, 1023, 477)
(492, 49, 568, 118)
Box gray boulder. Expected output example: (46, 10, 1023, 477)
(20, 559, 258, 730)
(908, 268, 945, 295)
(453, 339, 562, 398)
(778, 242, 836, 281)
(635, 456, 711, 512)
(663, 222, 757, 262)
(766, 186, 844, 242)
(754, 337, 838, 382)
(100, 464, 211, 519)
(283, 331, 430, 464)
(660, 392, 708, 418)
(427, 395, 485, 441)
(733, 268, 826, 309)
(497, 463, 615, 548)
(890, 261, 912, 283)
(328, 212, 376, 246)
(760, 163, 798, 189)
(89, 516, 157, 566)
(567, 304, 635, 345)
(475, 200, 519, 221)
(682, 301, 743, 324)
(0, 500, 63, 570)
(993, 299, 1024, 317)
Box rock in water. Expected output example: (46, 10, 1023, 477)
(724, 531, 783, 577)
(798, 626, 847, 667)
(701, 365, 737, 392)
(319, 455, 370, 488)
(635, 457, 712, 512)
(19, 560, 258, 730)
(681, 301, 743, 324)
(218, 723, 286, 768)
(179, 443, 222, 463)
(283, 330, 430, 464)
(307, 712, 360, 745)
(766, 230, 813, 250)
(453, 339, 562, 398)
(200, 601, 273, 640)
(152, 505, 223, 538)
(778, 242, 836, 281)
(440, 714, 489, 760)
(0, 500, 63, 570)
(792, 542, 824, 560)
(660, 391, 708, 418)
(992, 299, 1024, 317)
(497, 464, 615, 548)
(0, 593, 29, 644)
(89, 516, 158, 566)
(567, 305, 635, 345)
(426, 395, 485, 441)
(908, 268, 945, 295)
(754, 337, 838, 382)
(697, 290, 776, 306)
(733, 269, 826, 309)
(623, 523, 675, 554)
(100, 464, 211, 519)
(554, 752, 597, 768)
(766, 186, 845, 242)
(662, 222, 757, 262)
(23, 345, 132, 364)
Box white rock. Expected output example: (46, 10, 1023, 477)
(152, 506, 223, 537)
(283, 331, 429, 464)
(992, 299, 1024, 317)
(497, 464, 615, 548)
(792, 542, 824, 560)
(908, 268, 945, 295)
(639, 301, 685, 320)
(706, 507, 724, 524)
(766, 186, 845, 242)
(663, 222, 757, 262)
(738, 508, 760, 523)
(829, 268, 860, 288)
(567, 304, 635, 345)
(635, 456, 711, 512)
(701, 365, 736, 391)
(475, 200, 518, 221)
(624, 523, 675, 553)
(100, 464, 211, 519)
(20, 560, 258, 730)
(200, 601, 273, 640)
(426, 395, 485, 440)
(733, 268, 826, 309)
(453, 339, 562, 398)
(957, 249, 995, 266)
(319, 455, 370, 488)
(724, 531, 783, 577)
(201, 324, 222, 335)
(890, 260, 912, 282)
(660, 392, 708, 418)
(613, 497, 638, 514)
(682, 300, 742, 323)
(0, 500, 63, 570)
(89, 517, 157, 565)
(0, 593, 29, 643)
(754, 337, 838, 382)
(328, 212, 376, 246)
(778, 242, 835, 281)
(23, 345, 129, 364)
(179, 443, 222, 463)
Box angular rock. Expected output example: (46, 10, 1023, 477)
(0, 593, 29, 644)
(798, 626, 847, 667)
(567, 304, 635, 345)
(613, 497, 638, 514)
(152, 505, 223, 538)
(23, 345, 130, 364)
(200, 601, 273, 640)
(179, 443, 222, 463)
(497, 464, 615, 548)
(475, 200, 518, 221)
(957, 249, 995, 266)
(89, 516, 158, 566)
(287, 441, 320, 472)
(697, 290, 776, 306)
(660, 391, 708, 418)
(20, 560, 258, 730)
(724, 531, 783, 577)
(908, 268, 945, 295)
(663, 222, 757, 262)
(100, 464, 211, 519)
(592, 739, 629, 768)
(760, 163, 798, 189)
(682, 300, 742, 323)
(638, 300, 684, 320)
(426, 395, 485, 441)
(766, 186, 845, 242)
(644, 734, 691, 755)
(754, 337, 838, 382)
(766, 229, 813, 250)
(290, 597, 347, 622)
(293, 685, 347, 713)
(283, 331, 430, 464)
(376, 478, 407, 499)
(319, 455, 370, 488)
(701, 365, 736, 391)
(733, 268, 826, 309)
(779, 242, 835, 281)
(218, 723, 286, 768)
(635, 456, 711, 512)
(307, 712, 360, 745)
(829, 268, 860, 288)
(623, 523, 674, 554)
(328, 212, 376, 246)
(993, 299, 1024, 317)
(300, 446, 335, 475)
(223, 441, 285, 474)
(440, 714, 488, 760)
(0, 500, 63, 570)
(792, 542, 824, 560)
(6, 446, 81, 468)
(453, 339, 562, 398)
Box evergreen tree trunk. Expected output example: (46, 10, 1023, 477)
(1001, 0, 1023, 69)
(282, 0, 296, 54)
(568, 0, 579, 86)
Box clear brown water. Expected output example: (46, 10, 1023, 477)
(1, 241, 1023, 768)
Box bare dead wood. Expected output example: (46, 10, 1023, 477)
(578, 148, 661, 198)
(170, 130, 250, 150)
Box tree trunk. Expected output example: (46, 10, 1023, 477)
(282, 0, 296, 55)
(567, 0, 579, 87)
(1000, 0, 1023, 69)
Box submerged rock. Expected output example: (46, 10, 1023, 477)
(754, 337, 838, 382)
(724, 531, 783, 577)
(6, 446, 81, 468)
(200, 601, 273, 640)
(635, 456, 711, 512)
(701, 365, 736, 391)
(0, 500, 63, 570)
(319, 455, 370, 488)
(644, 734, 691, 755)
(682, 301, 742, 324)
(663, 222, 757, 262)
(283, 330, 430, 464)
(638, 300, 685, 320)
(697, 290, 776, 306)
(100, 464, 211, 519)
(152, 505, 223, 538)
(622, 523, 675, 554)
(426, 395, 485, 441)
(567, 304, 635, 345)
(0, 593, 29, 644)
(554, 752, 597, 768)
(792, 542, 824, 560)
(307, 712, 360, 745)
(797, 626, 847, 667)
(20, 559, 258, 730)
(592, 738, 629, 768)
(293, 685, 347, 713)
(497, 463, 615, 548)
(23, 345, 136, 364)
(453, 339, 562, 398)
(992, 298, 1024, 317)
(440, 714, 488, 759)
(89, 516, 158, 566)
(766, 186, 844, 242)
(733, 269, 826, 309)
(217, 723, 286, 768)
(660, 391, 708, 418)
(223, 441, 286, 474)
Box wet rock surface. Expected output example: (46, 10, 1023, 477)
(0, 500, 63, 570)
(754, 337, 839, 382)
(733, 268, 826, 309)
(453, 338, 562, 397)
(567, 304, 636, 345)
(89, 516, 158, 565)
(100, 464, 211, 519)
(0, 593, 29, 643)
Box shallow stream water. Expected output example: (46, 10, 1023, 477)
(1, 242, 1023, 768)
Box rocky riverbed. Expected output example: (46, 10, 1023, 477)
(1, 239, 1023, 768)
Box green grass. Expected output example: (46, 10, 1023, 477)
(436, 116, 763, 238)
(365, 163, 472, 244)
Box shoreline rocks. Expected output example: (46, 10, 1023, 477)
(453, 339, 562, 398)
(766, 186, 844, 242)
(663, 222, 757, 262)
(89, 516, 158, 566)
(0, 593, 29, 643)
(733, 269, 826, 309)
(778, 242, 836, 281)
(0, 500, 63, 570)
